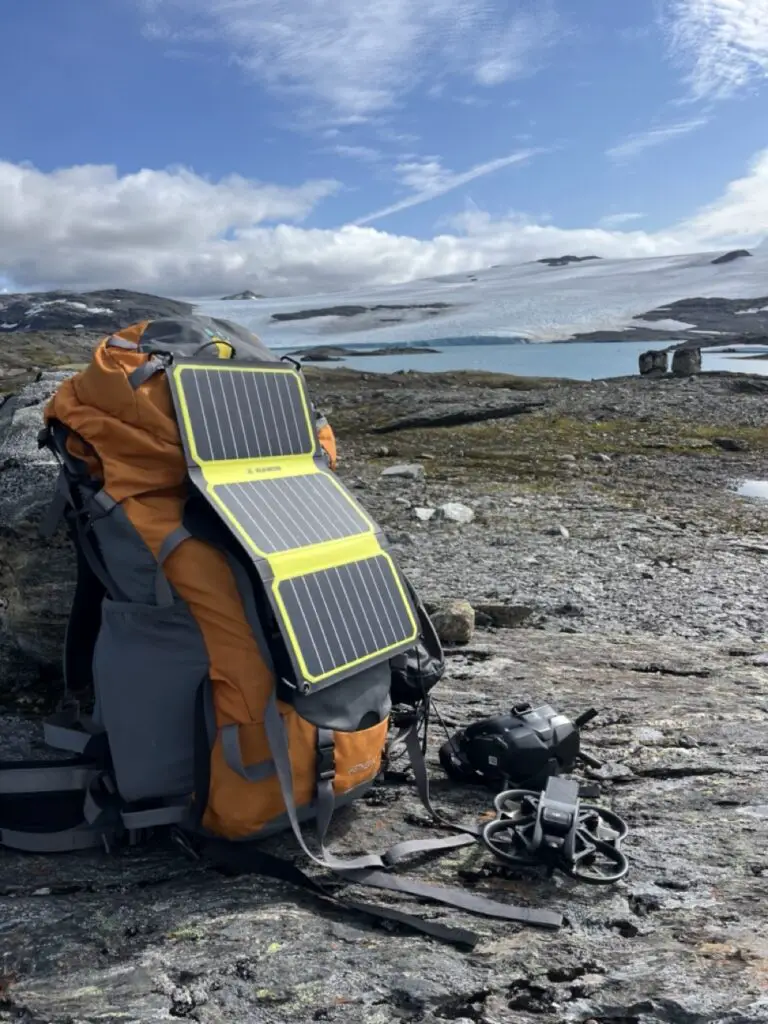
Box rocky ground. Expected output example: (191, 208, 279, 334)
(1, 337, 768, 1023)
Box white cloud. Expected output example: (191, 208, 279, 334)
(470, 5, 561, 86)
(679, 147, 768, 241)
(1, 151, 767, 298)
(142, 0, 560, 121)
(665, 0, 768, 99)
(0, 161, 337, 240)
(598, 212, 647, 228)
(606, 117, 708, 161)
(355, 150, 540, 225)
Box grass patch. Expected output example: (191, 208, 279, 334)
(305, 366, 562, 391)
(352, 413, 768, 484)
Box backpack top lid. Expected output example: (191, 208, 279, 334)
(42, 315, 282, 497)
(106, 314, 280, 364)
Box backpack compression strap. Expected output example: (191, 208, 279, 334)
(260, 689, 561, 929)
(203, 691, 560, 949)
(0, 758, 117, 852)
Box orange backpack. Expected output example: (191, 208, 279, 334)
(0, 315, 558, 946)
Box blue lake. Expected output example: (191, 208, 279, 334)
(280, 339, 768, 380)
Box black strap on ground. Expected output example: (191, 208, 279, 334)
(203, 840, 480, 950)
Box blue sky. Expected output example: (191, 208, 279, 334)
(0, 0, 766, 296)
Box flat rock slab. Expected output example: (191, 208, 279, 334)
(2, 629, 767, 1023)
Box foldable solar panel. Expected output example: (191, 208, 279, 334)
(168, 358, 418, 692)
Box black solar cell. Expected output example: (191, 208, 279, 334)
(179, 365, 314, 462)
(277, 556, 416, 681)
(212, 473, 371, 556)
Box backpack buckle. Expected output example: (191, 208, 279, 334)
(316, 741, 336, 782)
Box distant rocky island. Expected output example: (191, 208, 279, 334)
(572, 292, 768, 346)
(272, 302, 451, 323)
(711, 249, 751, 265)
(537, 254, 601, 267)
(289, 343, 441, 362)
(220, 290, 265, 300)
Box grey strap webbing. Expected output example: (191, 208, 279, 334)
(263, 690, 560, 929)
(128, 355, 166, 390)
(121, 803, 190, 829)
(308, 730, 472, 869)
(0, 761, 115, 852)
(152, 525, 190, 607)
(72, 511, 127, 602)
(106, 335, 138, 350)
(339, 868, 562, 929)
(314, 727, 336, 852)
(403, 725, 481, 838)
(381, 831, 476, 865)
(79, 769, 189, 831)
(158, 525, 191, 566)
(83, 774, 114, 825)
(0, 763, 98, 795)
(222, 724, 275, 783)
(43, 709, 102, 754)
(264, 693, 384, 871)
(92, 489, 118, 514)
(0, 825, 107, 853)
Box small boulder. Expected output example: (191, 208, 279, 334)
(387, 531, 415, 547)
(712, 437, 748, 452)
(475, 604, 534, 629)
(380, 463, 424, 480)
(429, 600, 475, 645)
(671, 347, 701, 377)
(547, 524, 570, 540)
(414, 507, 436, 522)
(639, 350, 668, 377)
(436, 502, 475, 524)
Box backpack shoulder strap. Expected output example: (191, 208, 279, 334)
(37, 421, 117, 705)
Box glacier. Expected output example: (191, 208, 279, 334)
(194, 249, 768, 350)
